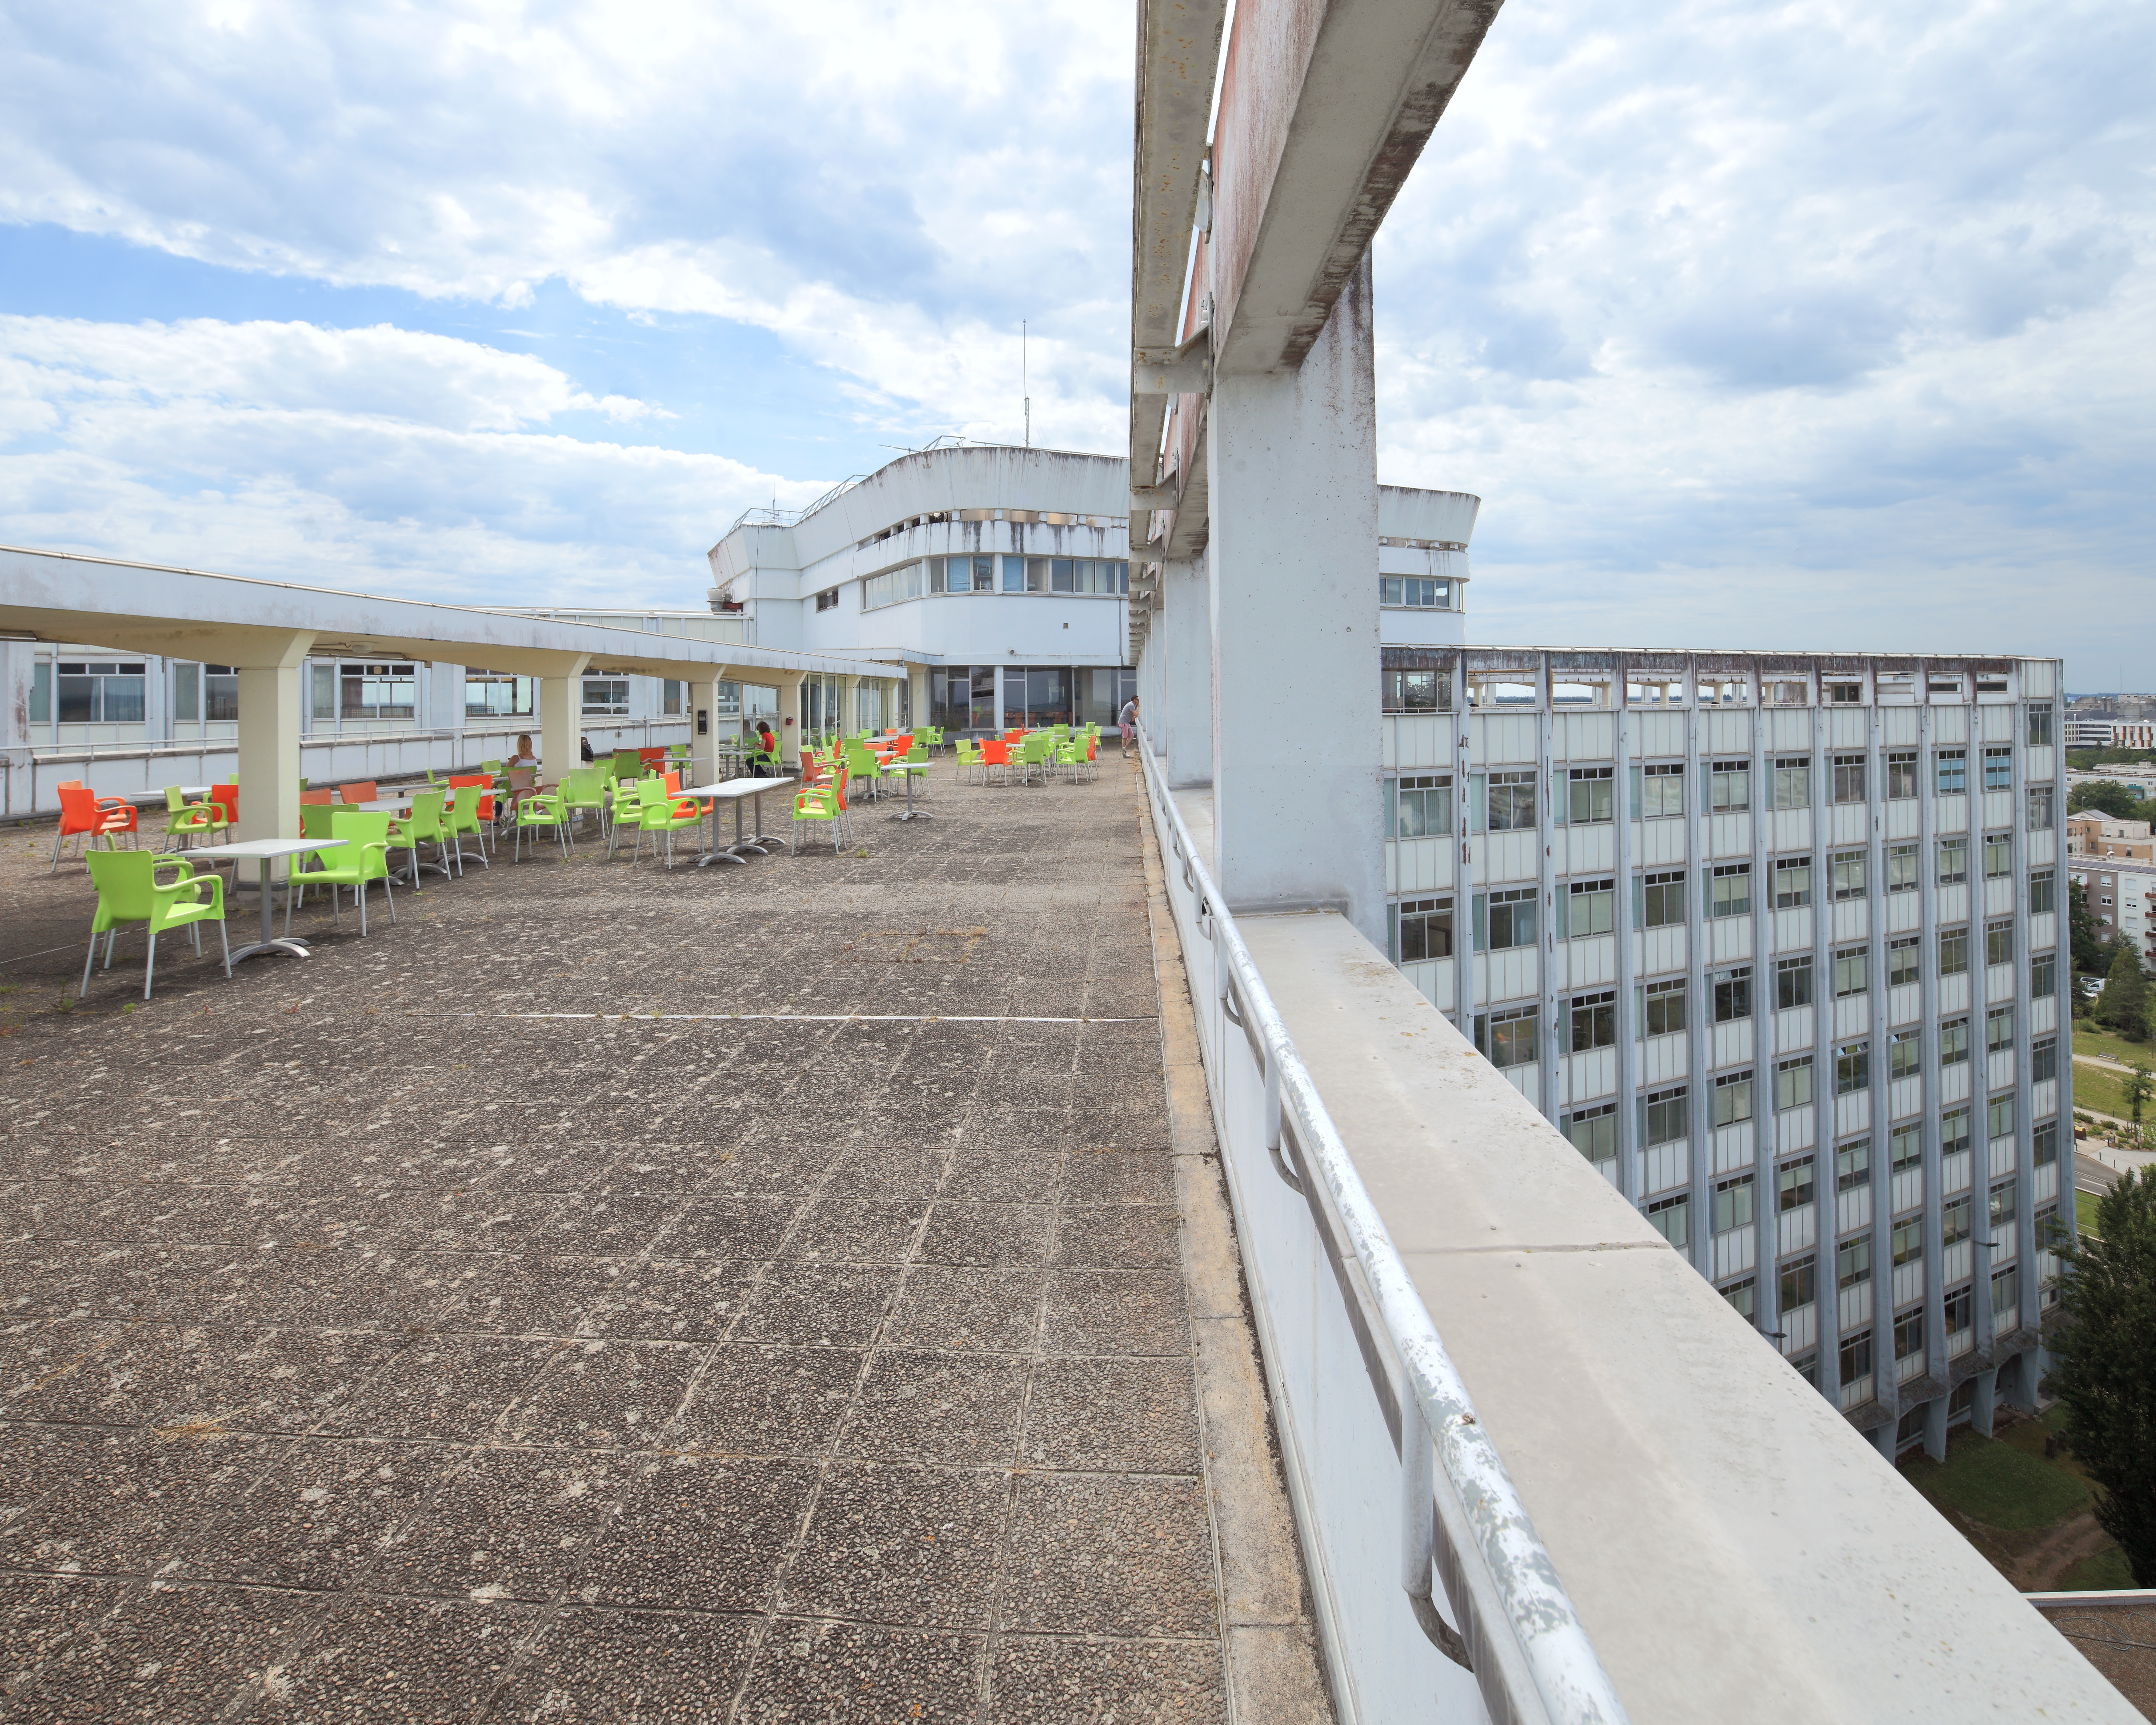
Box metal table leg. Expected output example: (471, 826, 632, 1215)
(229, 856, 313, 963)
(736, 788, 790, 853)
(890, 766, 931, 821)
(696, 793, 748, 867)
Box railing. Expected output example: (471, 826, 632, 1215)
(1133, 728, 1625, 1725)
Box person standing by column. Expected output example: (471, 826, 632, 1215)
(1118, 694, 1140, 758)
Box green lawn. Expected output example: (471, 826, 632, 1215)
(2061, 1546, 2137, 1591)
(2071, 1025, 2156, 1068)
(2074, 1062, 2144, 1121)
(1901, 1425, 2092, 1530)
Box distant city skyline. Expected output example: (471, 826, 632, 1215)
(0, 0, 2146, 688)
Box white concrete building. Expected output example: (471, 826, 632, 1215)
(2071, 856, 2156, 969)
(704, 441, 1474, 737)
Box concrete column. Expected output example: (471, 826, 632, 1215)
(1162, 559, 1212, 788)
(537, 655, 591, 784)
(1206, 252, 1384, 946)
(1922, 1393, 1948, 1462)
(234, 630, 315, 849)
(693, 674, 726, 785)
(775, 673, 807, 773)
(1969, 1365, 1998, 1437)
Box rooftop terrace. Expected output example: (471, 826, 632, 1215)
(0, 762, 1326, 1720)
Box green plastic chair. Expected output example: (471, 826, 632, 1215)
(285, 810, 395, 936)
(557, 768, 607, 846)
(842, 741, 884, 802)
(630, 786, 705, 868)
(791, 783, 850, 854)
(442, 783, 490, 871)
(81, 850, 230, 1000)
(160, 785, 229, 852)
(393, 790, 451, 885)
(606, 778, 655, 858)
(1016, 734, 1053, 786)
(512, 788, 571, 862)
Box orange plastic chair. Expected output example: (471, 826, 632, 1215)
(208, 785, 239, 827)
(50, 784, 138, 871)
(338, 780, 379, 805)
(299, 788, 335, 806)
(662, 770, 681, 796)
(979, 738, 1011, 786)
(888, 736, 913, 760)
(447, 774, 496, 822)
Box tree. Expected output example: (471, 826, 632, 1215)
(2072, 885, 2111, 980)
(2130, 1064, 2156, 1126)
(2050, 1167, 2156, 1585)
(2071, 780, 2145, 820)
(2102, 941, 2152, 1041)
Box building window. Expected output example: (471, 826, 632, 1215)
(1892, 1122, 1924, 1175)
(1939, 927, 1970, 975)
(1569, 989, 1617, 1051)
(1993, 1265, 2020, 1319)
(1644, 1085, 1689, 1147)
(1892, 1219, 1924, 1268)
(813, 587, 840, 612)
(1709, 862, 1752, 918)
(1387, 774, 1453, 838)
(1773, 756, 1812, 810)
(1641, 868, 1686, 928)
(1639, 761, 1685, 819)
(1880, 843, 1915, 896)
(1988, 1094, 2017, 1142)
(1713, 1071, 1755, 1127)
(1834, 947, 1869, 997)
(1829, 680, 1864, 704)
(1983, 832, 2013, 879)
(1567, 1103, 1617, 1167)
(1886, 750, 1919, 799)
(1944, 1285, 1974, 1339)
(1710, 759, 1750, 812)
(581, 678, 631, 717)
(1833, 753, 1868, 804)
(1568, 766, 1614, 825)
(1937, 748, 1967, 795)
(2032, 1035, 2057, 1083)
(2026, 704, 2054, 747)
(2033, 1120, 2058, 1166)
(1775, 1056, 1814, 1112)
(862, 562, 926, 610)
(1477, 1005, 1538, 1069)
(1839, 1233, 1873, 1288)
(1714, 1174, 1756, 1233)
(1941, 1106, 1972, 1159)
(1938, 836, 1968, 884)
(1781, 1256, 1817, 1313)
(1391, 897, 1454, 963)
(1713, 965, 1753, 1023)
(1382, 668, 1449, 712)
(466, 672, 534, 718)
(2029, 869, 2055, 915)
(1890, 1029, 1922, 1081)
(1479, 887, 1537, 951)
(1644, 977, 1687, 1037)
(52, 660, 149, 725)
(1832, 848, 1869, 901)
(1984, 746, 2014, 791)
(1380, 575, 1448, 607)
(1721, 1278, 1757, 1323)
(1987, 1005, 2015, 1054)
(1779, 1155, 1815, 1211)
(1840, 1328, 1875, 1387)
(1645, 1193, 1689, 1247)
(1894, 1308, 1926, 1366)
(1940, 1017, 1970, 1066)
(1835, 1041, 1871, 1095)
(1889, 936, 1921, 987)
(2028, 785, 2055, 831)
(1487, 770, 1537, 831)
(1990, 1177, 2018, 1233)
(1986, 919, 2014, 966)
(1775, 856, 1813, 909)
(1943, 1197, 1972, 1247)
(1838, 1138, 1871, 1192)
(1776, 955, 1814, 1010)
(2032, 952, 2056, 998)
(1565, 877, 1617, 938)
(929, 555, 996, 594)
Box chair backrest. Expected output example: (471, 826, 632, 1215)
(480, 759, 503, 775)
(560, 768, 601, 802)
(210, 785, 239, 820)
(447, 784, 483, 825)
(981, 739, 1009, 765)
(300, 804, 338, 841)
(164, 786, 188, 812)
(85, 849, 161, 919)
(299, 789, 335, 806)
(1024, 736, 1051, 763)
(612, 750, 641, 779)
(56, 784, 102, 829)
(404, 790, 447, 836)
(505, 767, 537, 792)
(327, 809, 392, 875)
(338, 781, 379, 805)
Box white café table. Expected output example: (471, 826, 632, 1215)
(881, 761, 932, 821)
(212, 837, 349, 963)
(672, 777, 797, 867)
(348, 795, 455, 886)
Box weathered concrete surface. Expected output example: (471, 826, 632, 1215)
(0, 760, 1304, 1721)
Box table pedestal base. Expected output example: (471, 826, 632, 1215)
(230, 937, 313, 964)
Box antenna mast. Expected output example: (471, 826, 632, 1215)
(1022, 321, 1031, 447)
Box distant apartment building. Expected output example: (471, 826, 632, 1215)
(2071, 860, 2156, 969)
(2067, 718, 2156, 750)
(1381, 650, 2066, 1457)
(2068, 811, 2156, 862)
(705, 443, 1471, 734)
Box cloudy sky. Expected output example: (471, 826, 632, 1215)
(0, 0, 2146, 685)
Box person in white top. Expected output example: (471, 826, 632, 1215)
(1118, 696, 1140, 758)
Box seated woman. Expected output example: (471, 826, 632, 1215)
(752, 720, 779, 776)
(503, 732, 539, 772)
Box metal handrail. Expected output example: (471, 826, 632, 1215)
(1134, 728, 1628, 1725)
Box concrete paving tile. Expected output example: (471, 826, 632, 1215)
(670, 1345, 864, 1457)
(0, 1575, 128, 1704)
(193, 1327, 403, 1435)
(22, 1579, 318, 1723)
(661, 1195, 805, 1260)
(782, 1461, 1009, 1631)
(1055, 1205, 1182, 1271)
(428, 1252, 618, 1337)
(375, 1448, 634, 1602)
(735, 1263, 903, 1349)
(999, 1475, 1218, 1639)
(916, 1203, 1057, 1268)
(493, 1604, 759, 1723)
(584, 1258, 751, 1343)
(987, 1634, 1228, 1724)
(884, 1266, 1044, 1353)
(1042, 1270, 1191, 1358)
(1, 1427, 277, 1577)
(733, 1618, 980, 1724)
(499, 1340, 703, 1449)
(395, 1189, 571, 1254)
(942, 1144, 1062, 1204)
(177, 1437, 451, 1591)
(779, 1198, 926, 1265)
(303, 1247, 465, 1334)
(838, 1350, 1028, 1467)
(517, 1191, 683, 1256)
(579, 1454, 817, 1613)
(256, 1592, 533, 1721)
(1062, 1150, 1179, 1207)
(325, 1334, 558, 1443)
(0, 1320, 218, 1427)
(1022, 1358, 1202, 1474)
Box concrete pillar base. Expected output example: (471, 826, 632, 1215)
(1970, 1366, 1998, 1438)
